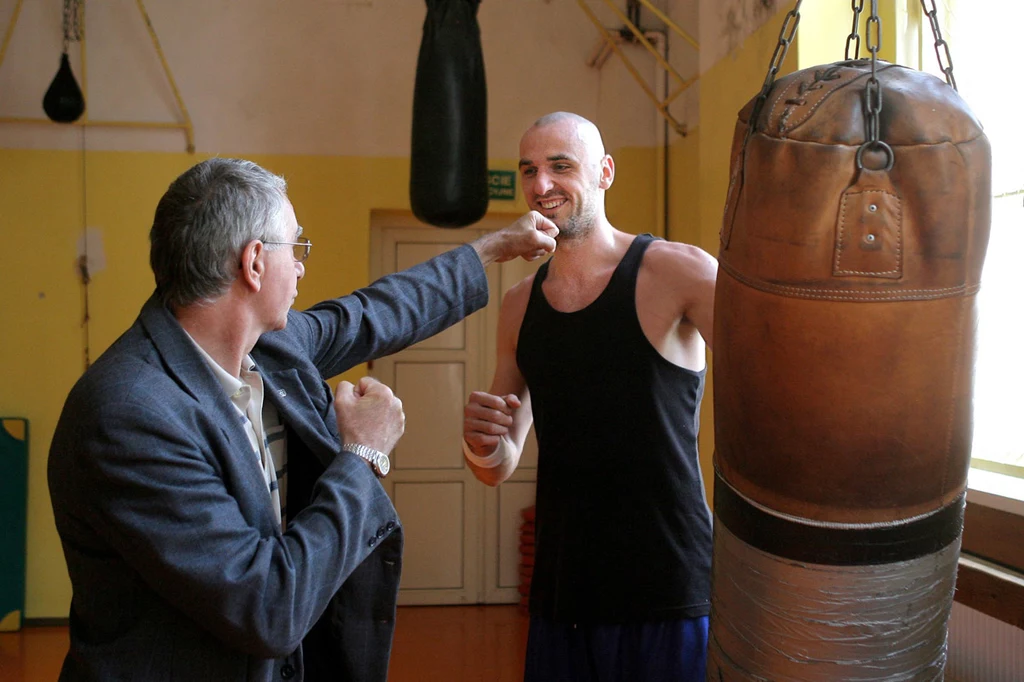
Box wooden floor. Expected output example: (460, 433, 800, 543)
(389, 605, 529, 682)
(0, 604, 530, 682)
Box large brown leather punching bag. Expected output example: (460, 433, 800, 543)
(708, 36, 991, 682)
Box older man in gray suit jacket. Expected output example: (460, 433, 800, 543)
(47, 158, 557, 681)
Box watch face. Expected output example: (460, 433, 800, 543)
(376, 454, 391, 477)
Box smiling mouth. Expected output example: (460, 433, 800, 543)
(537, 197, 566, 211)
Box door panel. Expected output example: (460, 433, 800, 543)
(394, 482, 465, 591)
(370, 214, 541, 605)
(393, 361, 466, 470)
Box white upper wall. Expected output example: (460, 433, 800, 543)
(0, 0, 700, 156)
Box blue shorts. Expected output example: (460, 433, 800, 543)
(523, 614, 709, 682)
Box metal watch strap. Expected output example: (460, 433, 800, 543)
(343, 443, 390, 478)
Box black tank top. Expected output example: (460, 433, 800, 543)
(517, 233, 712, 623)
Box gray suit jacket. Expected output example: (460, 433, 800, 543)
(48, 245, 489, 681)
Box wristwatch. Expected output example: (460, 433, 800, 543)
(343, 443, 391, 478)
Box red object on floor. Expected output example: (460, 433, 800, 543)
(519, 505, 536, 612)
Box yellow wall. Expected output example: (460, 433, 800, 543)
(1, 151, 91, 619)
(799, 0, 898, 66)
(606, 146, 661, 237)
(0, 144, 658, 618)
(668, 128, 701, 246)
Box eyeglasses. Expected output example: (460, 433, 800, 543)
(263, 236, 312, 263)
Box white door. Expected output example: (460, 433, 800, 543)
(370, 213, 541, 605)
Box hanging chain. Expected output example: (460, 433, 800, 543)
(864, 0, 882, 145)
(747, 0, 803, 137)
(845, 0, 864, 60)
(857, 0, 893, 170)
(919, 0, 957, 91)
(723, 0, 803, 243)
(62, 0, 83, 53)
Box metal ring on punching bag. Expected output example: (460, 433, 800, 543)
(855, 139, 895, 171)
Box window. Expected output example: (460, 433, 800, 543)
(929, 1, 1024, 488)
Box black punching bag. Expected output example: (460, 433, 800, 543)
(410, 0, 488, 228)
(43, 53, 85, 123)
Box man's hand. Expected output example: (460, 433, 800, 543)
(463, 390, 522, 457)
(471, 212, 558, 266)
(334, 377, 405, 455)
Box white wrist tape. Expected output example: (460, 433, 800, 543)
(462, 436, 514, 469)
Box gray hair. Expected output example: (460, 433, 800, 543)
(150, 158, 289, 308)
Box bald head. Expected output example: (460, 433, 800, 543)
(518, 112, 614, 239)
(524, 112, 606, 162)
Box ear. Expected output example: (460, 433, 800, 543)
(239, 239, 266, 293)
(599, 154, 615, 190)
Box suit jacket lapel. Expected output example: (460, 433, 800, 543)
(138, 293, 280, 528)
(259, 366, 341, 469)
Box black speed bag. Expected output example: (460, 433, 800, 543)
(43, 52, 85, 124)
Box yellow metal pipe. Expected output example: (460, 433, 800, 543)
(576, 0, 687, 136)
(577, 1, 659, 101)
(136, 0, 194, 152)
(577, 0, 615, 47)
(599, 0, 688, 88)
(635, 0, 699, 51)
(0, 117, 190, 130)
(0, 0, 25, 75)
(606, 39, 663, 108)
(663, 75, 698, 106)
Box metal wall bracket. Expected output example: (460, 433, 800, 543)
(576, 0, 699, 137)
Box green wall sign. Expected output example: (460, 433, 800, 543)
(488, 170, 516, 200)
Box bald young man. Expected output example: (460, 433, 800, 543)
(462, 113, 718, 681)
